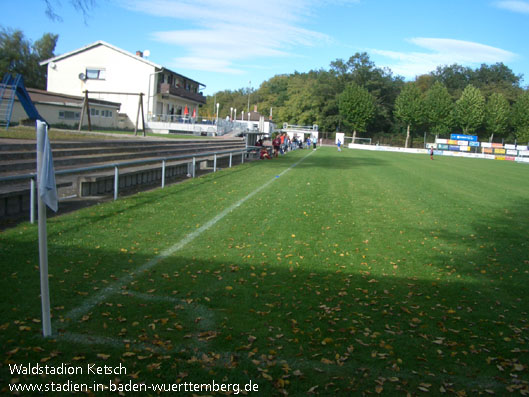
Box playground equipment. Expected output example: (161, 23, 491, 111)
(0, 73, 46, 129)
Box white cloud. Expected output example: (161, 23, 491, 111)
(494, 0, 529, 14)
(123, 0, 347, 73)
(372, 38, 517, 78)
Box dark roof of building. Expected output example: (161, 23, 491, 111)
(5, 87, 121, 109)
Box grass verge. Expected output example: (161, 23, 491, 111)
(0, 126, 210, 141)
(1, 148, 528, 395)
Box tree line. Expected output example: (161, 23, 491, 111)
(207, 53, 529, 144)
(2, 27, 527, 143)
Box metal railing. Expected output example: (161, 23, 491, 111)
(0, 147, 260, 224)
(148, 114, 218, 124)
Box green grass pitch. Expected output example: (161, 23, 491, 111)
(1, 147, 528, 395)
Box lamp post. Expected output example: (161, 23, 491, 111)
(247, 80, 251, 112)
(213, 94, 216, 116)
(234, 108, 237, 121)
(216, 103, 219, 124)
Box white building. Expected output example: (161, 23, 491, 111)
(40, 40, 206, 131)
(234, 110, 275, 135)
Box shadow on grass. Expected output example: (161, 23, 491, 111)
(407, 199, 529, 290)
(1, 216, 527, 395)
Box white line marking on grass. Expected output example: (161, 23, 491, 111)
(62, 150, 315, 327)
(122, 292, 216, 329)
(123, 291, 184, 304)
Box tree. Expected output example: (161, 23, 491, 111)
(338, 82, 376, 141)
(310, 71, 341, 135)
(485, 93, 510, 142)
(511, 90, 529, 143)
(280, 71, 320, 126)
(43, 0, 95, 21)
(453, 85, 485, 134)
(415, 74, 435, 93)
(257, 74, 289, 116)
(431, 64, 472, 99)
(0, 28, 58, 89)
(423, 82, 454, 135)
(471, 63, 522, 101)
(394, 83, 424, 148)
(331, 52, 403, 134)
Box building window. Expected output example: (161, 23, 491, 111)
(59, 111, 80, 120)
(90, 108, 100, 117)
(101, 110, 113, 118)
(86, 68, 106, 80)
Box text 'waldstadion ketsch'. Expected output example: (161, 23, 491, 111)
(10, 363, 127, 375)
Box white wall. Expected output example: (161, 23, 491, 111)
(11, 101, 118, 128)
(46, 44, 154, 126)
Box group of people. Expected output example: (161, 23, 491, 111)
(256, 133, 319, 160)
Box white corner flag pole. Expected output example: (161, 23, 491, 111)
(36, 120, 58, 337)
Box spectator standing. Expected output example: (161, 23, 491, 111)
(284, 134, 290, 153)
(272, 135, 281, 158)
(279, 133, 286, 155)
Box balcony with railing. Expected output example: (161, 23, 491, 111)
(145, 114, 244, 136)
(157, 83, 206, 104)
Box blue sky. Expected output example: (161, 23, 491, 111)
(2, 0, 528, 95)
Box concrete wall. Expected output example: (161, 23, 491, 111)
(10, 100, 119, 128)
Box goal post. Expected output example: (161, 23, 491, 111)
(343, 136, 372, 146)
(353, 137, 372, 145)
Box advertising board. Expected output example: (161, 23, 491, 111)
(450, 134, 478, 141)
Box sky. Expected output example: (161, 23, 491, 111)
(2, 0, 529, 95)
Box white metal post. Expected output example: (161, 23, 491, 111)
(161, 160, 166, 188)
(114, 166, 119, 200)
(36, 122, 52, 337)
(30, 177, 35, 224)
(214, 154, 217, 172)
(192, 157, 196, 178)
(229, 153, 232, 168)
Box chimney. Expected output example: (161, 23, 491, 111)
(136, 51, 143, 58)
(254, 105, 257, 112)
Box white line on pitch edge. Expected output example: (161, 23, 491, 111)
(62, 150, 315, 328)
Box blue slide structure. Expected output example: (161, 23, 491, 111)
(0, 73, 46, 129)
